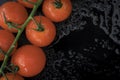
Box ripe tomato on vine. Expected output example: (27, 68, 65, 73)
(11, 45, 46, 77)
(17, 0, 37, 8)
(0, 30, 16, 61)
(0, 2, 28, 33)
(26, 16, 56, 47)
(0, 0, 73, 79)
(0, 73, 24, 80)
(42, 0, 72, 22)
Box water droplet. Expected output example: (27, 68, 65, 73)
(115, 48, 120, 55)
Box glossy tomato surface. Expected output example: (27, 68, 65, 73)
(0, 73, 24, 80)
(0, 1, 28, 33)
(26, 16, 56, 47)
(0, 29, 16, 61)
(11, 45, 46, 77)
(17, 0, 37, 8)
(42, 0, 72, 22)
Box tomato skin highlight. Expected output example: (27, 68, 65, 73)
(26, 16, 56, 47)
(0, 73, 24, 80)
(0, 30, 16, 61)
(18, 0, 37, 8)
(42, 0, 72, 22)
(0, 2, 28, 33)
(11, 45, 46, 77)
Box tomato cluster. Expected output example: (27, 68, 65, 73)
(0, 0, 72, 79)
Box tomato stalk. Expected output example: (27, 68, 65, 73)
(1, 71, 8, 80)
(0, 0, 43, 75)
(3, 12, 20, 30)
(0, 48, 5, 55)
(53, 0, 63, 9)
(31, 17, 44, 31)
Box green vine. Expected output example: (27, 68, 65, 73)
(0, 0, 43, 76)
(23, 0, 37, 5)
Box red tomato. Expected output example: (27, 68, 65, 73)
(0, 2, 28, 33)
(0, 73, 24, 80)
(11, 45, 46, 77)
(42, 0, 72, 22)
(26, 16, 56, 47)
(17, 0, 37, 8)
(0, 30, 16, 61)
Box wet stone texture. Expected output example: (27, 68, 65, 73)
(28, 0, 120, 80)
(0, 0, 120, 80)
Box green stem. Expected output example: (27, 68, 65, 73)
(53, 0, 63, 9)
(31, 17, 44, 31)
(3, 12, 20, 30)
(0, 0, 43, 74)
(0, 48, 5, 55)
(2, 72, 8, 80)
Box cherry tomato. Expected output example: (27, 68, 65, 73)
(0, 30, 16, 61)
(42, 0, 72, 22)
(11, 45, 46, 77)
(17, 0, 37, 8)
(26, 16, 56, 47)
(0, 2, 28, 33)
(0, 73, 24, 80)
